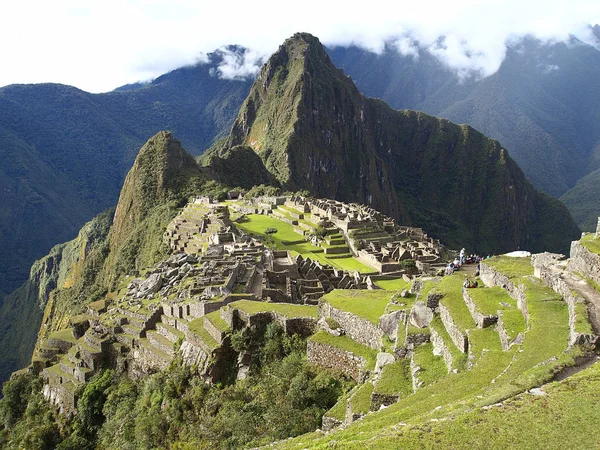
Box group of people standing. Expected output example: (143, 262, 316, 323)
(445, 248, 484, 275)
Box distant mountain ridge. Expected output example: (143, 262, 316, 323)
(328, 34, 600, 198)
(0, 50, 252, 303)
(204, 33, 580, 254)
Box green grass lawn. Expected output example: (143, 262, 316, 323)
(323, 290, 393, 324)
(484, 256, 534, 278)
(429, 316, 468, 371)
(330, 363, 600, 449)
(309, 330, 377, 370)
(581, 233, 600, 255)
(574, 302, 594, 335)
(499, 309, 527, 339)
(327, 393, 348, 421)
(467, 286, 514, 316)
(374, 360, 412, 396)
(413, 343, 448, 387)
(274, 270, 580, 450)
(234, 214, 373, 272)
(229, 300, 318, 318)
(493, 278, 570, 384)
(374, 278, 410, 291)
(187, 319, 219, 350)
(205, 311, 231, 332)
(350, 382, 374, 414)
(48, 328, 78, 344)
(437, 274, 476, 332)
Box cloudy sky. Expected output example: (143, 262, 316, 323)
(1, 0, 599, 93)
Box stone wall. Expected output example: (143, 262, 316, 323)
(479, 262, 529, 323)
(430, 326, 453, 372)
(534, 257, 599, 348)
(370, 393, 399, 411)
(319, 302, 384, 350)
(439, 303, 468, 353)
(497, 312, 525, 351)
(567, 241, 600, 287)
(43, 382, 76, 416)
(306, 340, 369, 382)
(462, 289, 498, 328)
(321, 414, 344, 432)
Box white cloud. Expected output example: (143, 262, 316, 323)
(0, 0, 598, 92)
(393, 37, 419, 59)
(210, 48, 267, 80)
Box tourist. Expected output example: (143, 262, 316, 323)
(460, 248, 465, 265)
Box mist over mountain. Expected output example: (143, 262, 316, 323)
(0, 28, 597, 381)
(328, 34, 600, 199)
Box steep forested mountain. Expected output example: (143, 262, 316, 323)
(328, 34, 600, 201)
(204, 33, 580, 254)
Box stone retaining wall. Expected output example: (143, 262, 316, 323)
(47, 336, 75, 353)
(370, 392, 399, 411)
(321, 414, 344, 432)
(430, 326, 453, 372)
(306, 340, 369, 382)
(319, 302, 384, 350)
(227, 308, 317, 338)
(496, 312, 524, 351)
(534, 257, 598, 348)
(480, 262, 529, 323)
(567, 241, 600, 286)
(204, 317, 225, 344)
(439, 303, 468, 353)
(462, 289, 498, 328)
(43, 382, 77, 416)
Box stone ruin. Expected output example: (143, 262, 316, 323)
(32, 195, 452, 415)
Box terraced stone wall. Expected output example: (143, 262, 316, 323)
(306, 340, 369, 382)
(568, 241, 600, 286)
(319, 302, 384, 349)
(480, 263, 529, 322)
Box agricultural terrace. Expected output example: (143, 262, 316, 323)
(233, 213, 373, 273)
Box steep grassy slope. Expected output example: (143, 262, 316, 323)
(204, 33, 580, 254)
(0, 209, 113, 382)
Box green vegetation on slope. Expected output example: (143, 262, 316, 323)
(581, 233, 600, 256)
(561, 167, 600, 231)
(0, 324, 352, 449)
(374, 360, 412, 396)
(374, 278, 410, 291)
(309, 331, 377, 370)
(322, 362, 600, 449)
(322, 290, 392, 324)
(229, 300, 318, 318)
(485, 255, 534, 278)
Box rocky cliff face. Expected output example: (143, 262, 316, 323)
(0, 210, 113, 382)
(204, 33, 580, 254)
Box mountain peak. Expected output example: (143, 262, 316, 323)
(206, 33, 580, 253)
(108, 131, 203, 266)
